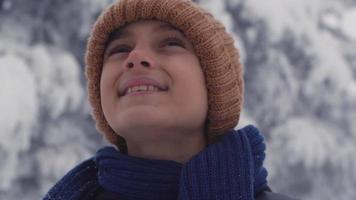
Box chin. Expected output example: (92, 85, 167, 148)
(114, 108, 169, 131)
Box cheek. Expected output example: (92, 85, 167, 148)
(172, 59, 208, 110)
(100, 62, 122, 95)
(100, 69, 114, 101)
(180, 59, 206, 94)
(100, 64, 121, 114)
(179, 68, 208, 126)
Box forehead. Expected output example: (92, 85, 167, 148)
(107, 20, 185, 43)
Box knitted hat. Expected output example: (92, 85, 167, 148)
(85, 0, 244, 152)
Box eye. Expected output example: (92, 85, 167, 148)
(162, 37, 186, 48)
(107, 45, 132, 57)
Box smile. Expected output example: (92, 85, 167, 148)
(119, 76, 169, 97)
(124, 85, 165, 96)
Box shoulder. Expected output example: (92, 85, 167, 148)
(256, 191, 300, 200)
(43, 158, 100, 200)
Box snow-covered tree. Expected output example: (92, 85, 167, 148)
(0, 0, 355, 199)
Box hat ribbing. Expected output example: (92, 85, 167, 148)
(85, 0, 244, 152)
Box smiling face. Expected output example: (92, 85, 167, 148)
(100, 20, 208, 147)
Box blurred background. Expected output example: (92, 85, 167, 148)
(1, 0, 356, 199)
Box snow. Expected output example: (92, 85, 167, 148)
(306, 32, 353, 91)
(322, 12, 341, 30)
(267, 117, 339, 169)
(1, 0, 356, 199)
(30, 45, 84, 119)
(0, 53, 37, 190)
(245, 0, 323, 40)
(341, 7, 356, 41)
(267, 116, 356, 200)
(235, 110, 258, 130)
(1, 0, 12, 11)
(37, 119, 93, 194)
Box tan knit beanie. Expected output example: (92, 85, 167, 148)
(85, 0, 244, 152)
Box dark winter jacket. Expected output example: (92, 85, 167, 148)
(43, 125, 299, 200)
(94, 188, 297, 200)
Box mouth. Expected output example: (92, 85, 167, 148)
(118, 77, 169, 97)
(121, 84, 168, 96)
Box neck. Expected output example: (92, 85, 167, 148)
(126, 129, 206, 164)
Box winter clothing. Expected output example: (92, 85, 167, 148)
(44, 0, 299, 199)
(43, 125, 290, 200)
(85, 0, 244, 151)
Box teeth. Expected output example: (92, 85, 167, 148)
(127, 88, 133, 93)
(139, 85, 147, 91)
(132, 86, 140, 92)
(125, 85, 161, 95)
(148, 85, 154, 91)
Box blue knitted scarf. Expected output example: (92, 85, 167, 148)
(43, 125, 268, 200)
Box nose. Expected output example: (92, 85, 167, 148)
(127, 60, 150, 68)
(125, 49, 154, 69)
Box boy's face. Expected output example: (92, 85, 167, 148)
(100, 20, 208, 143)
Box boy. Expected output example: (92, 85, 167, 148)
(44, 0, 297, 199)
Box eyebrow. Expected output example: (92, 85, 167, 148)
(106, 28, 129, 45)
(157, 23, 185, 35)
(106, 22, 185, 45)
